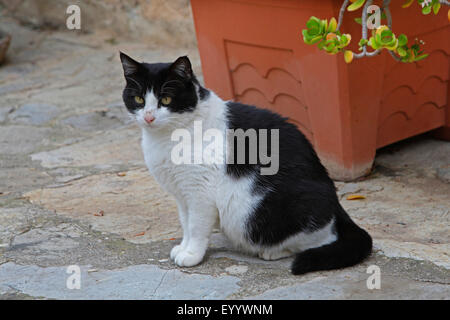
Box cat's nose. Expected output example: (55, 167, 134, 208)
(144, 112, 155, 124)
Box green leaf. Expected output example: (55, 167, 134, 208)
(310, 35, 324, 44)
(344, 50, 354, 63)
(398, 34, 408, 47)
(321, 19, 328, 33)
(348, 0, 366, 12)
(369, 37, 380, 50)
(327, 43, 336, 50)
(422, 5, 432, 15)
(397, 47, 407, 57)
(433, 2, 441, 15)
(414, 53, 429, 61)
(317, 40, 326, 50)
(328, 17, 338, 32)
(358, 38, 368, 47)
(306, 18, 320, 32)
(402, 0, 414, 8)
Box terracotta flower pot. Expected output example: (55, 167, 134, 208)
(191, 0, 450, 180)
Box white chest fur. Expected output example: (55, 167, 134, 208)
(139, 94, 259, 252)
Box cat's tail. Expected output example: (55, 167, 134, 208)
(291, 206, 372, 275)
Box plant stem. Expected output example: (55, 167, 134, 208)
(354, 0, 381, 59)
(337, 0, 350, 31)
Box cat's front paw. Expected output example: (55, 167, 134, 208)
(170, 245, 184, 261)
(174, 250, 204, 267)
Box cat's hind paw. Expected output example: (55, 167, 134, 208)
(174, 250, 204, 267)
(258, 249, 292, 261)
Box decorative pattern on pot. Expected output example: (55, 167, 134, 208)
(377, 28, 449, 147)
(225, 40, 313, 142)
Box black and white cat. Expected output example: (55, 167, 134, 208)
(119, 52, 372, 275)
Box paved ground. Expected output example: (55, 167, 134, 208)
(0, 18, 449, 300)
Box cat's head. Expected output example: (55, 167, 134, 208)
(120, 52, 207, 130)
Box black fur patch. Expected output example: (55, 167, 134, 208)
(226, 102, 372, 274)
(226, 102, 338, 244)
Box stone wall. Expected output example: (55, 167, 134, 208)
(0, 0, 197, 47)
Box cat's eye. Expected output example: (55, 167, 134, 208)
(160, 96, 172, 105)
(134, 96, 144, 104)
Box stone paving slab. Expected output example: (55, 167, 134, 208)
(0, 263, 241, 300)
(24, 169, 181, 243)
(246, 272, 449, 300)
(10, 103, 61, 125)
(30, 126, 144, 169)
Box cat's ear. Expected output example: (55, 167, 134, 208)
(170, 56, 193, 80)
(120, 52, 140, 76)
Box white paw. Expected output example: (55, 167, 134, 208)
(170, 245, 184, 261)
(174, 250, 204, 267)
